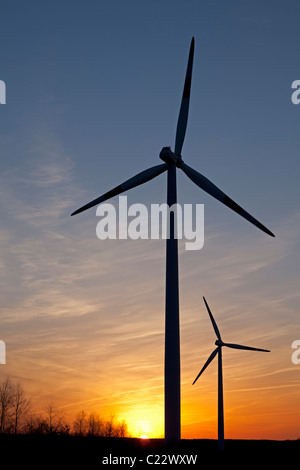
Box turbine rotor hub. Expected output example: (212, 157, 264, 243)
(159, 147, 182, 166)
(215, 339, 223, 347)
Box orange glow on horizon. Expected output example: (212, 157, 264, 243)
(5, 268, 300, 443)
(128, 421, 159, 439)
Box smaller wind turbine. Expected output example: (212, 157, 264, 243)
(193, 297, 270, 451)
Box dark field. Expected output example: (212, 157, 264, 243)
(1, 434, 298, 466)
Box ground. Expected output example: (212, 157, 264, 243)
(1, 434, 298, 467)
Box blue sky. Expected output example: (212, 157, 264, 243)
(0, 0, 300, 438)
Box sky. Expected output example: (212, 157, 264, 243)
(0, 0, 300, 439)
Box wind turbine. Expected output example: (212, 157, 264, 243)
(193, 297, 270, 450)
(71, 37, 274, 442)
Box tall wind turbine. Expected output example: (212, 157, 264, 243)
(71, 38, 274, 442)
(193, 297, 270, 450)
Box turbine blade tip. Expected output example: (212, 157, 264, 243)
(264, 227, 275, 237)
(71, 206, 87, 216)
(71, 209, 80, 216)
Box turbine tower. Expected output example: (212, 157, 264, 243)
(193, 297, 270, 450)
(71, 38, 274, 443)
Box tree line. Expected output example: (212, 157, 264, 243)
(0, 377, 128, 437)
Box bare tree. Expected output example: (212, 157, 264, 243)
(87, 412, 103, 437)
(11, 382, 31, 434)
(0, 378, 129, 438)
(116, 419, 128, 438)
(44, 402, 65, 434)
(0, 377, 14, 433)
(23, 412, 47, 434)
(104, 414, 115, 437)
(33, 414, 48, 434)
(73, 410, 87, 436)
(24, 412, 39, 434)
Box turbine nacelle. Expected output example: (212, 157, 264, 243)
(159, 146, 182, 165)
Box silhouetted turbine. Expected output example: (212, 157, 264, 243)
(71, 38, 274, 443)
(193, 297, 270, 450)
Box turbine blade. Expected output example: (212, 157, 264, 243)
(223, 342, 270, 352)
(174, 37, 195, 156)
(203, 297, 222, 341)
(179, 162, 275, 237)
(71, 163, 168, 216)
(192, 347, 218, 385)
